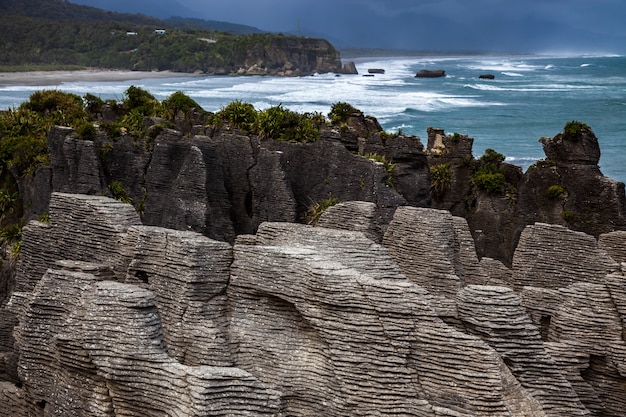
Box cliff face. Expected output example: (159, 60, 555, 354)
(2, 111, 626, 415)
(34, 122, 427, 245)
(212, 36, 343, 76)
(426, 125, 626, 264)
(1, 193, 626, 416)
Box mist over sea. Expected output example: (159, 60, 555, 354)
(1, 54, 624, 182)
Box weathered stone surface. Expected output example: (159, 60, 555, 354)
(341, 61, 358, 74)
(458, 285, 587, 415)
(15, 193, 140, 293)
(4, 193, 626, 415)
(8, 263, 281, 416)
(229, 222, 542, 416)
(544, 342, 604, 417)
(416, 69, 446, 78)
(123, 225, 233, 367)
(511, 223, 619, 290)
(361, 132, 431, 207)
(539, 126, 600, 166)
(0, 381, 38, 417)
(316, 200, 383, 241)
(382, 207, 466, 317)
(268, 138, 408, 215)
(48, 126, 107, 195)
(478, 257, 513, 286)
(598, 230, 626, 264)
(82, 281, 281, 416)
(546, 281, 626, 415)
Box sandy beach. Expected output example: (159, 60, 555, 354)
(0, 70, 199, 86)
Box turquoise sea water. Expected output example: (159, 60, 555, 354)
(1, 54, 625, 182)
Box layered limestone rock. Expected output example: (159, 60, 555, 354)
(598, 230, 626, 264)
(518, 125, 626, 246)
(509, 222, 626, 415)
(2, 193, 626, 415)
(511, 222, 619, 290)
(316, 200, 383, 241)
(1, 194, 280, 416)
(458, 285, 587, 415)
(382, 206, 484, 317)
(122, 225, 234, 367)
(14, 193, 141, 293)
(66, 127, 420, 244)
(230, 222, 545, 416)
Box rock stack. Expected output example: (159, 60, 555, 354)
(1, 192, 626, 415)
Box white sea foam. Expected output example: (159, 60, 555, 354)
(0, 55, 623, 183)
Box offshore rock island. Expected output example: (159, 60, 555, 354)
(1, 88, 626, 416)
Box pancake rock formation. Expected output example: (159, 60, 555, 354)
(1, 193, 626, 416)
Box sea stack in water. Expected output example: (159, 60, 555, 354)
(415, 69, 446, 78)
(342, 61, 358, 74)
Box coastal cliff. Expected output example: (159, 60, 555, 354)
(1, 91, 626, 415)
(1, 1, 345, 75)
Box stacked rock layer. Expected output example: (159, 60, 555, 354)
(1, 193, 625, 416)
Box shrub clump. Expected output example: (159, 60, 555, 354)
(328, 102, 360, 124)
(430, 163, 452, 198)
(255, 105, 320, 142)
(122, 85, 160, 116)
(472, 148, 506, 194)
(563, 120, 590, 138)
(546, 184, 567, 199)
(214, 100, 257, 132)
(160, 91, 204, 121)
(307, 195, 341, 225)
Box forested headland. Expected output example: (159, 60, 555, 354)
(0, 0, 336, 73)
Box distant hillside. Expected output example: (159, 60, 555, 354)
(2, 0, 264, 35)
(164, 17, 264, 35)
(2, 0, 162, 25)
(0, 0, 341, 74)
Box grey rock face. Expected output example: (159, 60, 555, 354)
(382, 207, 479, 317)
(229, 222, 535, 416)
(458, 285, 587, 415)
(539, 126, 600, 166)
(598, 230, 626, 264)
(123, 225, 234, 367)
(316, 200, 383, 241)
(511, 222, 619, 290)
(48, 126, 107, 195)
(2, 193, 626, 416)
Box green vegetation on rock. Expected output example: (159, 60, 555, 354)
(563, 120, 590, 138)
(328, 102, 360, 124)
(472, 148, 506, 194)
(307, 195, 341, 225)
(546, 184, 567, 199)
(430, 163, 452, 198)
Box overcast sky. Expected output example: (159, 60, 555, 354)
(71, 0, 626, 53)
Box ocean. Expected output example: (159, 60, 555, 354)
(1, 54, 625, 182)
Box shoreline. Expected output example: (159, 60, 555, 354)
(0, 69, 199, 87)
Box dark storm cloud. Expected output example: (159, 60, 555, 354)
(71, 0, 626, 52)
